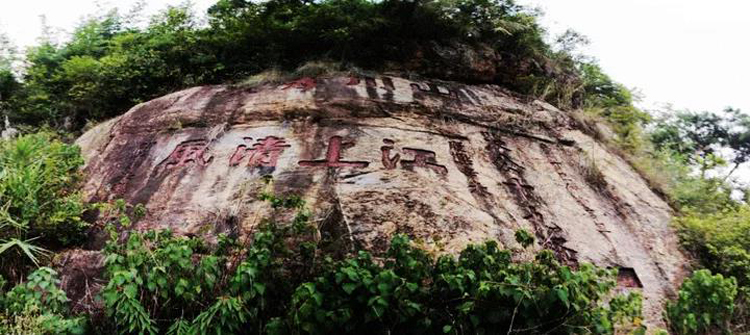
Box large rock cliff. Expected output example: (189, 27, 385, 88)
(75, 75, 687, 325)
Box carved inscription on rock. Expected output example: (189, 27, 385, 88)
(229, 136, 291, 168)
(161, 139, 213, 169)
(298, 136, 370, 168)
(449, 141, 488, 196)
(381, 139, 400, 169)
(161, 134, 451, 177)
(381, 139, 447, 174)
(400, 148, 448, 175)
(282, 77, 316, 92)
(484, 131, 577, 266)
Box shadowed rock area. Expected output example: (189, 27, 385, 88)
(75, 75, 687, 325)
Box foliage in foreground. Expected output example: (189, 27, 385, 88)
(283, 237, 644, 334)
(98, 229, 644, 334)
(0, 267, 86, 334)
(0, 133, 87, 280)
(666, 270, 737, 335)
(675, 207, 750, 288)
(91, 194, 645, 335)
(63, 190, 645, 334)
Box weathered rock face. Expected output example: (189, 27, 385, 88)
(76, 75, 687, 325)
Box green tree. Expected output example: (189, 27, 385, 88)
(0, 31, 19, 115)
(650, 107, 750, 180)
(579, 61, 649, 151)
(4, 0, 635, 130)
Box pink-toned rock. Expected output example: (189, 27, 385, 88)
(53, 250, 105, 315)
(75, 75, 688, 326)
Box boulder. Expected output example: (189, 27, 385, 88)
(76, 75, 687, 325)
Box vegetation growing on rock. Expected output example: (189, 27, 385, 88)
(91, 193, 645, 334)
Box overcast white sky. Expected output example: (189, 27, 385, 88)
(1, 0, 748, 114)
(518, 0, 750, 114)
(0, 0, 215, 46)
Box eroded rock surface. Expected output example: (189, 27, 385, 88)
(76, 75, 687, 325)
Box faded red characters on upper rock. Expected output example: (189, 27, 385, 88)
(282, 77, 316, 92)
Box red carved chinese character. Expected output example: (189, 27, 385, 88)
(346, 76, 360, 85)
(282, 77, 316, 92)
(229, 137, 253, 166)
(381, 139, 400, 169)
(230, 136, 291, 168)
(400, 148, 448, 175)
(299, 136, 369, 168)
(162, 139, 213, 169)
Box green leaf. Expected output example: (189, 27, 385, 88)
(342, 283, 358, 295)
(458, 301, 475, 314)
(0, 237, 50, 266)
(253, 282, 266, 295)
(556, 287, 569, 307)
(124, 284, 138, 299)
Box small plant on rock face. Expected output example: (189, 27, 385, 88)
(580, 153, 608, 192)
(514, 228, 535, 248)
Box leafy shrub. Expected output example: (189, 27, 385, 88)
(666, 270, 737, 334)
(96, 189, 645, 334)
(665, 147, 750, 333)
(4, 267, 70, 314)
(100, 189, 316, 334)
(579, 62, 650, 152)
(0, 267, 87, 334)
(280, 235, 644, 334)
(514, 228, 535, 248)
(0, 133, 87, 279)
(675, 207, 750, 287)
(101, 228, 281, 334)
(670, 176, 736, 214)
